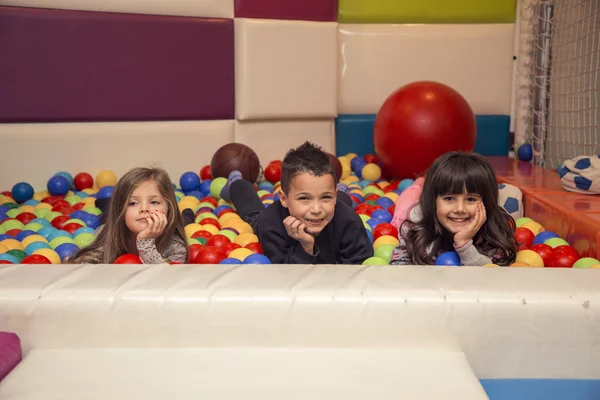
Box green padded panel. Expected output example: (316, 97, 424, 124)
(338, 0, 516, 24)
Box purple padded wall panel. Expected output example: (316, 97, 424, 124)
(234, 0, 338, 21)
(0, 7, 234, 122)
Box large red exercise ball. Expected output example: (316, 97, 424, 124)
(373, 81, 477, 179)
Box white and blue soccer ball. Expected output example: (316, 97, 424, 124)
(498, 183, 523, 220)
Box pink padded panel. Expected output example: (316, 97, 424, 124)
(0, 332, 21, 381)
(234, 0, 338, 21)
(0, 7, 234, 122)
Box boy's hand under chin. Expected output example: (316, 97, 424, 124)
(283, 216, 315, 255)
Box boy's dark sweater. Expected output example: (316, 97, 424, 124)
(254, 200, 374, 264)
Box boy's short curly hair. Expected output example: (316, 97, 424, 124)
(280, 141, 336, 194)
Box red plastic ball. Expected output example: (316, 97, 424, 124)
(51, 215, 71, 230)
(200, 165, 213, 181)
(21, 254, 52, 264)
(114, 254, 143, 264)
(74, 172, 94, 191)
(374, 81, 476, 179)
(548, 249, 580, 268)
(514, 227, 535, 249)
(191, 230, 212, 240)
(62, 223, 83, 235)
(373, 223, 399, 241)
(15, 212, 36, 225)
(205, 234, 231, 248)
(221, 242, 242, 257)
(188, 243, 205, 263)
(264, 162, 282, 184)
(363, 154, 379, 164)
(195, 246, 226, 264)
(529, 244, 554, 267)
(199, 218, 221, 230)
(245, 242, 263, 254)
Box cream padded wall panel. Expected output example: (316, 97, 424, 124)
(0, 348, 488, 399)
(1, 265, 599, 379)
(234, 119, 335, 164)
(338, 24, 515, 115)
(0, 0, 234, 18)
(0, 121, 234, 189)
(235, 19, 338, 120)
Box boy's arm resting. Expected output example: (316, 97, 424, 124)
(337, 218, 373, 264)
(454, 240, 493, 266)
(259, 222, 320, 264)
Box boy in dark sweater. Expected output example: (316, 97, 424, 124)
(220, 141, 373, 264)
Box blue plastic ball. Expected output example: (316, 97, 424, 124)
(214, 205, 233, 215)
(219, 258, 242, 265)
(518, 143, 533, 162)
(370, 209, 392, 224)
(47, 230, 72, 242)
(30, 218, 51, 228)
(0, 253, 19, 264)
(0, 213, 7, 223)
(37, 227, 56, 239)
(533, 231, 559, 245)
(15, 230, 37, 241)
(25, 241, 52, 255)
(435, 251, 461, 266)
(73, 227, 96, 236)
(186, 190, 205, 200)
(55, 243, 80, 262)
(350, 156, 366, 172)
(47, 175, 70, 196)
(11, 182, 34, 204)
(0, 234, 13, 242)
(367, 218, 380, 232)
(54, 172, 74, 188)
(199, 179, 212, 194)
(258, 182, 274, 192)
(375, 197, 394, 209)
(366, 229, 374, 243)
(24, 199, 40, 206)
(243, 254, 271, 264)
(180, 172, 201, 192)
(398, 179, 415, 192)
(97, 186, 114, 200)
(80, 213, 100, 229)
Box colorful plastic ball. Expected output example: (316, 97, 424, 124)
(209, 177, 228, 199)
(361, 164, 382, 181)
(31, 248, 60, 264)
(362, 256, 389, 265)
(243, 253, 271, 264)
(74, 232, 96, 248)
(435, 251, 461, 266)
(74, 172, 94, 191)
(195, 246, 227, 264)
(544, 237, 569, 248)
(370, 209, 392, 224)
(55, 243, 80, 261)
(529, 244, 554, 266)
(180, 172, 201, 192)
(54, 171, 74, 188)
(0, 253, 19, 263)
(219, 258, 242, 264)
(514, 227, 535, 249)
(516, 249, 545, 267)
(6, 249, 27, 262)
(25, 241, 52, 255)
(79, 213, 100, 229)
(47, 175, 70, 196)
(21, 254, 52, 264)
(199, 180, 212, 195)
(548, 248, 579, 268)
(520, 221, 545, 236)
(533, 231, 559, 245)
(96, 170, 117, 189)
(11, 182, 34, 204)
(514, 217, 534, 228)
(114, 254, 143, 264)
(517, 143, 533, 162)
(15, 230, 37, 242)
(573, 257, 600, 269)
(375, 197, 394, 209)
(374, 243, 395, 263)
(350, 156, 366, 172)
(97, 186, 114, 200)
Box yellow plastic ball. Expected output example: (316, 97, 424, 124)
(184, 223, 204, 238)
(34, 202, 53, 210)
(361, 164, 382, 182)
(200, 224, 219, 235)
(234, 233, 259, 247)
(0, 244, 8, 254)
(21, 235, 49, 248)
(521, 221, 545, 236)
(33, 248, 61, 264)
(384, 192, 399, 203)
(18, 205, 35, 213)
(373, 235, 399, 249)
(229, 248, 254, 261)
(516, 250, 545, 267)
(0, 239, 24, 251)
(96, 170, 117, 189)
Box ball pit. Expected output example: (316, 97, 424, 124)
(0, 155, 599, 268)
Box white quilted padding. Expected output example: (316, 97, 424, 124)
(235, 119, 335, 164)
(235, 19, 338, 120)
(0, 120, 234, 190)
(338, 24, 515, 115)
(1, 0, 234, 18)
(0, 347, 489, 399)
(0, 264, 599, 380)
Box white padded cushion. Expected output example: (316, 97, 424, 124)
(235, 19, 338, 120)
(0, 120, 234, 190)
(0, 348, 488, 399)
(338, 24, 515, 115)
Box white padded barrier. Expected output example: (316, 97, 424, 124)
(0, 0, 234, 18)
(0, 121, 234, 190)
(235, 19, 338, 120)
(0, 264, 599, 380)
(0, 348, 488, 399)
(234, 119, 335, 164)
(338, 24, 515, 115)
